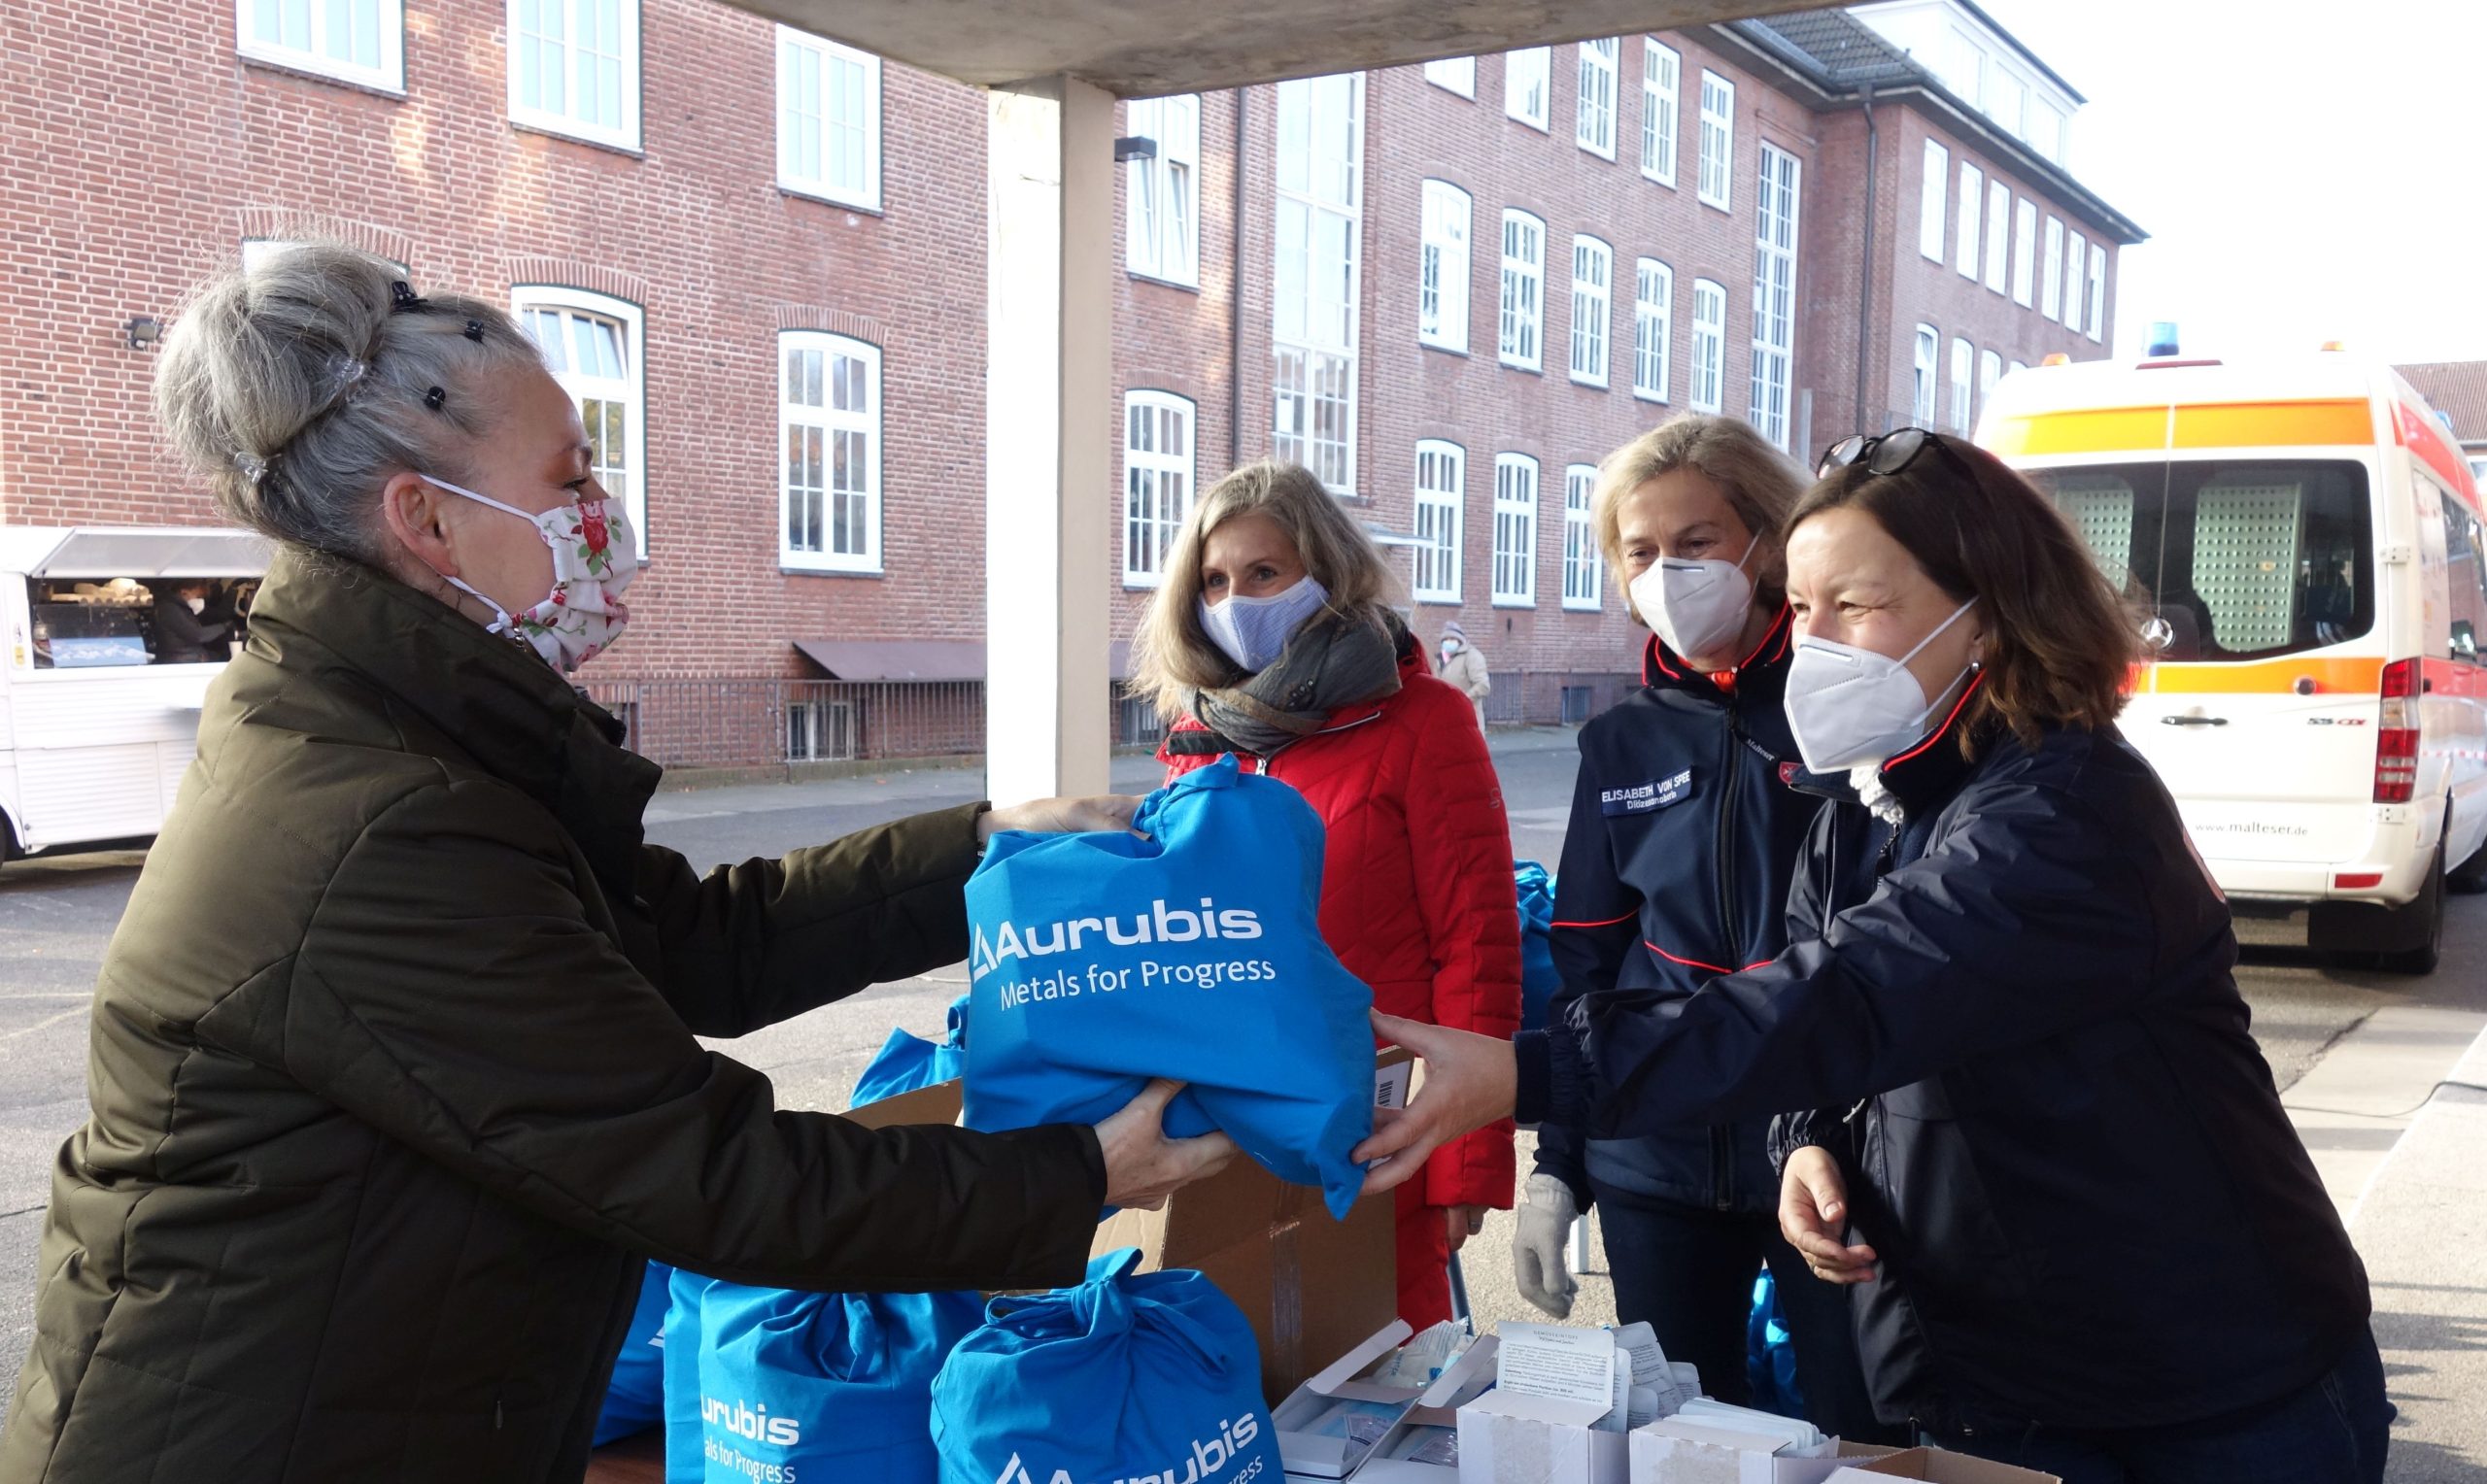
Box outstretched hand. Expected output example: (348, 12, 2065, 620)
(982, 794, 1144, 841)
(1352, 1011, 1517, 1197)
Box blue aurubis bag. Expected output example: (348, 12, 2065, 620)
(664, 1269, 719, 1483)
(931, 1250, 1280, 1484)
(962, 755, 1375, 1218)
(592, 1261, 674, 1446)
(686, 1283, 984, 1484)
(1514, 860, 1560, 1032)
(852, 995, 970, 1107)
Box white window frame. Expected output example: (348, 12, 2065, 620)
(1272, 73, 1365, 495)
(236, 0, 403, 90)
(1570, 235, 1612, 388)
(1987, 65, 2026, 141)
(775, 328, 882, 575)
(2030, 102, 2063, 163)
(1576, 39, 1618, 160)
(1919, 140, 1948, 261)
(1942, 28, 1983, 105)
(1949, 337, 1975, 434)
(2008, 359, 2027, 377)
(1562, 464, 1602, 611)
(776, 28, 883, 212)
(2088, 244, 2108, 344)
(2040, 216, 2064, 321)
(2011, 197, 2037, 308)
(1956, 160, 1983, 281)
(1633, 256, 1673, 403)
(1413, 440, 1466, 604)
(1983, 179, 2010, 294)
(1641, 39, 1679, 186)
(1499, 209, 1545, 372)
(1689, 278, 1726, 415)
(1418, 179, 1473, 354)
(1980, 348, 2002, 405)
(1424, 56, 1477, 98)
(1492, 453, 1540, 608)
(1748, 143, 1798, 451)
(516, 287, 649, 558)
(505, 0, 641, 152)
(1121, 389, 1196, 588)
(1505, 48, 1550, 131)
(1125, 93, 1202, 286)
(1697, 70, 1735, 210)
(1913, 325, 1939, 426)
(2063, 228, 2089, 337)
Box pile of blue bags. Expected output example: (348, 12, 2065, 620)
(596, 762, 1364, 1478)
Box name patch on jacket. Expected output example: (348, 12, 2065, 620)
(1601, 769, 1692, 816)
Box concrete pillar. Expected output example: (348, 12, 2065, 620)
(984, 75, 1116, 804)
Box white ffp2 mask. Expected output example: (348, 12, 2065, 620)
(1785, 599, 1979, 773)
(1629, 538, 1759, 663)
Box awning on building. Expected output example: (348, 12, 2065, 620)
(2, 526, 273, 579)
(795, 639, 988, 681)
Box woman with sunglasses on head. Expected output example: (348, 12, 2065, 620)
(1514, 415, 1887, 1441)
(1354, 427, 2387, 1484)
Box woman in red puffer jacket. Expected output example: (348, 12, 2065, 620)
(1131, 459, 1521, 1329)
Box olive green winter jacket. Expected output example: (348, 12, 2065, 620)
(0, 551, 1104, 1483)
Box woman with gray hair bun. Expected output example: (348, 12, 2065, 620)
(0, 243, 1233, 1482)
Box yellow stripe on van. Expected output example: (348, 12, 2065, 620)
(1991, 399, 2375, 456)
(2140, 656, 2385, 696)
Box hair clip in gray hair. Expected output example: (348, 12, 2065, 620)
(463, 319, 485, 343)
(390, 281, 428, 313)
(232, 451, 269, 486)
(331, 354, 369, 389)
(424, 386, 446, 412)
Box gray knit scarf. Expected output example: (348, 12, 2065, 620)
(1184, 607, 1407, 759)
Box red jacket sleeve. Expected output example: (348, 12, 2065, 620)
(1398, 684, 1522, 1211)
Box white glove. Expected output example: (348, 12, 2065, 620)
(1513, 1171, 1582, 1319)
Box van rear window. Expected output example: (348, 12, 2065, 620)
(24, 577, 254, 669)
(2026, 460, 2372, 662)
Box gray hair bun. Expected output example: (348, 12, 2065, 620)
(153, 242, 538, 558)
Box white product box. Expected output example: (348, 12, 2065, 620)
(1276, 1320, 1423, 1480)
(1344, 1335, 1500, 1481)
(1455, 1390, 1631, 1484)
(1628, 1417, 1873, 1484)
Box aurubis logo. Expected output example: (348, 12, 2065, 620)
(702, 1395, 801, 1447)
(971, 898, 1264, 978)
(991, 1414, 1263, 1484)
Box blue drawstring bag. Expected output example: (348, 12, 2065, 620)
(852, 995, 970, 1107)
(593, 1261, 675, 1446)
(962, 755, 1375, 1218)
(1515, 860, 1560, 1032)
(1745, 1271, 1806, 1420)
(686, 1283, 985, 1484)
(931, 1250, 1280, 1484)
(664, 1269, 719, 1483)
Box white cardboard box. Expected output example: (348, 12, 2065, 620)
(1455, 1390, 1630, 1484)
(1344, 1335, 1500, 1481)
(1822, 1446, 2059, 1484)
(1629, 1420, 1891, 1484)
(1276, 1319, 1421, 1479)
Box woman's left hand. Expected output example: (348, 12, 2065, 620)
(1355, 1011, 1517, 1197)
(980, 794, 1144, 841)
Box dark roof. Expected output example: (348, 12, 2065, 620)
(2396, 362, 2487, 445)
(1721, 9, 2145, 246)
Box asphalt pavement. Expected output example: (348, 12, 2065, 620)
(0, 727, 2480, 1474)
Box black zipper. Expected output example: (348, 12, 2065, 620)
(1711, 701, 1743, 1212)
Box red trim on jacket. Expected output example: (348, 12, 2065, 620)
(1642, 939, 1777, 976)
(1552, 912, 1637, 929)
(1884, 670, 1989, 772)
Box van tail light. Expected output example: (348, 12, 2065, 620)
(2373, 659, 2420, 803)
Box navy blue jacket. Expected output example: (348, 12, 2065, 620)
(1536, 611, 1817, 1214)
(1516, 686, 2370, 1433)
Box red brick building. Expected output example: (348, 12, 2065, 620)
(0, 0, 2138, 765)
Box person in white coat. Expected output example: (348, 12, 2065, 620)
(1438, 620, 1491, 730)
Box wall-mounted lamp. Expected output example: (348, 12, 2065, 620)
(1113, 135, 1159, 164)
(124, 316, 163, 351)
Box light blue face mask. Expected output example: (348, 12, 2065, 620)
(1198, 576, 1332, 673)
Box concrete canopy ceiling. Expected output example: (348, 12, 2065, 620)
(720, 0, 1813, 98)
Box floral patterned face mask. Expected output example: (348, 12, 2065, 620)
(422, 475, 639, 673)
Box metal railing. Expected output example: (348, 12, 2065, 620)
(579, 679, 984, 770)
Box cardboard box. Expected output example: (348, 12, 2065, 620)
(1344, 1335, 1499, 1481)
(1630, 1426, 1896, 1484)
(1455, 1391, 1630, 1484)
(1823, 1447, 2060, 1484)
(1275, 1319, 1419, 1479)
(849, 1051, 1413, 1406)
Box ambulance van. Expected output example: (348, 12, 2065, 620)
(0, 525, 271, 865)
(1980, 355, 2487, 973)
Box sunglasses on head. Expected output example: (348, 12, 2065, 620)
(1816, 426, 1979, 482)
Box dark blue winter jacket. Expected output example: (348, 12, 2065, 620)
(1536, 611, 1817, 1215)
(1516, 686, 2370, 1433)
